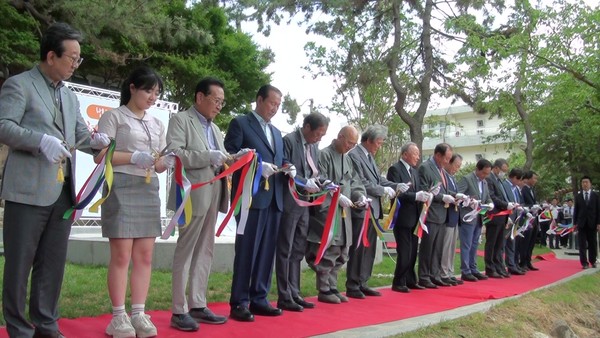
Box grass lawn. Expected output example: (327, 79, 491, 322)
(0, 240, 551, 325)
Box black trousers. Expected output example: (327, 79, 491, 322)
(392, 226, 418, 287)
(578, 226, 598, 267)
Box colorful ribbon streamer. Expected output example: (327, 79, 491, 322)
(314, 188, 341, 265)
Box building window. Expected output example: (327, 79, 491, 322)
(477, 129, 484, 135)
(476, 119, 484, 127)
(475, 153, 483, 161)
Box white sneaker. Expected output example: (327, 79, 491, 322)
(106, 313, 136, 337)
(131, 313, 158, 338)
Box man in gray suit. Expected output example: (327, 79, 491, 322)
(0, 23, 110, 337)
(346, 125, 404, 299)
(439, 154, 464, 286)
(457, 159, 492, 282)
(276, 112, 329, 312)
(417, 143, 456, 288)
(501, 168, 526, 275)
(167, 78, 231, 331)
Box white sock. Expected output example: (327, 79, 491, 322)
(112, 304, 126, 317)
(131, 303, 145, 316)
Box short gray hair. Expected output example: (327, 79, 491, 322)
(401, 142, 418, 155)
(361, 124, 388, 143)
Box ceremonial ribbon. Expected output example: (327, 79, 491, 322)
(63, 140, 116, 220)
(414, 194, 432, 238)
(382, 198, 401, 230)
(286, 177, 329, 207)
(487, 209, 514, 220)
(355, 203, 372, 249)
(314, 188, 341, 265)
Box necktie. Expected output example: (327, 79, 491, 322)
(513, 186, 519, 203)
(305, 144, 318, 178)
(585, 192, 589, 203)
(439, 168, 447, 188)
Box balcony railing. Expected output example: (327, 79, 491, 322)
(423, 128, 522, 149)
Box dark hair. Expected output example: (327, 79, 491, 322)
(120, 66, 163, 106)
(450, 154, 463, 164)
(522, 170, 537, 180)
(566, 198, 573, 202)
(581, 175, 592, 183)
(508, 168, 523, 179)
(493, 158, 508, 169)
(195, 77, 224, 97)
(434, 143, 452, 156)
(256, 84, 282, 101)
(40, 22, 83, 61)
(303, 112, 329, 131)
(476, 159, 492, 171)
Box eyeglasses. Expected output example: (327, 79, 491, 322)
(206, 95, 226, 108)
(64, 55, 84, 67)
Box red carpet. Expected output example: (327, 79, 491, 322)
(0, 256, 582, 338)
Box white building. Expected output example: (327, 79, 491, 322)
(422, 105, 523, 164)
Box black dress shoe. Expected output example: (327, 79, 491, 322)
(473, 272, 489, 280)
(249, 303, 283, 316)
(391, 285, 410, 293)
(419, 281, 438, 289)
(520, 265, 530, 272)
(451, 277, 464, 285)
(441, 277, 457, 286)
(508, 268, 525, 275)
(190, 307, 228, 324)
(582, 264, 589, 269)
(360, 286, 382, 296)
(346, 289, 366, 299)
(432, 278, 450, 287)
(407, 283, 426, 290)
(592, 263, 597, 268)
(293, 297, 315, 309)
(498, 270, 510, 278)
(486, 271, 503, 279)
(230, 305, 254, 322)
(527, 264, 539, 271)
(33, 329, 65, 338)
(461, 274, 478, 282)
(277, 299, 303, 312)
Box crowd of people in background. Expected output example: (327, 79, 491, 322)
(1, 22, 599, 338)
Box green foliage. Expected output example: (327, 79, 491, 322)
(0, 1, 38, 76)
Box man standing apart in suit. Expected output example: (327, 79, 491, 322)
(439, 154, 464, 286)
(346, 125, 406, 299)
(276, 112, 329, 312)
(225, 85, 296, 321)
(387, 143, 432, 293)
(573, 176, 600, 269)
(484, 159, 515, 278)
(167, 78, 231, 331)
(457, 159, 492, 282)
(417, 143, 455, 288)
(306, 126, 367, 304)
(0, 23, 110, 337)
(517, 170, 540, 271)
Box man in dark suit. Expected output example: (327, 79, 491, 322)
(276, 112, 329, 312)
(387, 142, 431, 292)
(457, 159, 492, 282)
(224, 85, 295, 321)
(346, 125, 404, 299)
(516, 170, 540, 271)
(573, 176, 600, 269)
(440, 154, 464, 286)
(484, 159, 515, 278)
(0, 23, 109, 337)
(501, 168, 526, 275)
(417, 143, 456, 288)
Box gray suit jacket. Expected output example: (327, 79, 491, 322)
(282, 129, 320, 214)
(418, 158, 449, 224)
(348, 146, 396, 220)
(166, 108, 229, 215)
(457, 172, 492, 226)
(0, 66, 92, 206)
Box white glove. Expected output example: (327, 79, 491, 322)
(415, 191, 431, 202)
(161, 154, 176, 169)
(442, 194, 455, 204)
(89, 132, 111, 149)
(396, 183, 411, 194)
(304, 178, 320, 193)
(338, 194, 353, 208)
(286, 164, 297, 178)
(261, 162, 277, 178)
(209, 150, 229, 166)
(355, 195, 370, 207)
(40, 134, 71, 163)
(507, 202, 516, 210)
(234, 148, 252, 158)
(431, 185, 441, 196)
(384, 187, 396, 199)
(469, 199, 480, 209)
(130, 150, 155, 169)
(455, 193, 467, 200)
